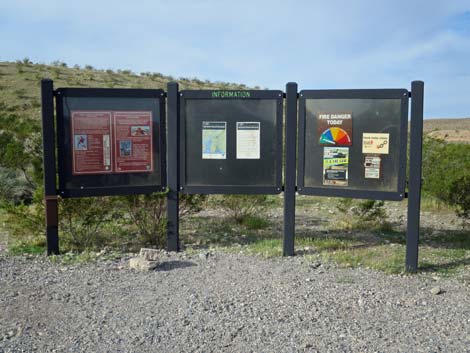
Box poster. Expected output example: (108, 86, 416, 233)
(362, 133, 390, 154)
(323, 147, 349, 186)
(317, 112, 352, 146)
(71, 111, 113, 175)
(236, 122, 260, 159)
(202, 121, 227, 159)
(364, 155, 381, 179)
(114, 111, 153, 173)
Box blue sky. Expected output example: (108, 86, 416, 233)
(1, 0, 470, 118)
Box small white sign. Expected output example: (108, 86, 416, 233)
(362, 133, 390, 154)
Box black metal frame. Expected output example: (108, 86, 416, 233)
(55, 88, 167, 198)
(41, 79, 59, 255)
(167, 83, 180, 251)
(283, 83, 298, 256)
(406, 81, 424, 272)
(178, 90, 284, 194)
(297, 89, 409, 201)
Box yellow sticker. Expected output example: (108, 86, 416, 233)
(362, 133, 390, 154)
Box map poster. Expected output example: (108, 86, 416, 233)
(362, 133, 390, 154)
(202, 121, 227, 159)
(317, 112, 353, 146)
(323, 147, 349, 186)
(236, 122, 260, 159)
(114, 111, 153, 173)
(71, 111, 112, 175)
(364, 155, 381, 179)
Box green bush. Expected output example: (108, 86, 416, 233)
(0, 167, 33, 204)
(422, 137, 470, 225)
(214, 194, 270, 224)
(336, 198, 390, 230)
(448, 176, 470, 227)
(59, 197, 124, 251)
(121, 192, 167, 247)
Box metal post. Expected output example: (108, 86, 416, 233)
(41, 79, 59, 255)
(283, 82, 298, 256)
(406, 81, 424, 272)
(167, 82, 180, 251)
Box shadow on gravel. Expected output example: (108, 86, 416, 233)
(155, 260, 196, 272)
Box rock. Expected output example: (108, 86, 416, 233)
(129, 257, 158, 271)
(139, 248, 161, 261)
(199, 252, 209, 260)
(430, 287, 443, 295)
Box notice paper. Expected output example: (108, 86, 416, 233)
(364, 155, 381, 179)
(236, 122, 260, 159)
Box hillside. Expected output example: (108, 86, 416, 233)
(0, 59, 469, 142)
(0, 60, 253, 126)
(422, 118, 470, 143)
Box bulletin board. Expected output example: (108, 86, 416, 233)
(297, 89, 409, 200)
(179, 90, 283, 194)
(55, 88, 166, 197)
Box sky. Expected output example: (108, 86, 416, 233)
(1, 0, 470, 118)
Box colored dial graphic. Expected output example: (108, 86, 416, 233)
(319, 127, 352, 146)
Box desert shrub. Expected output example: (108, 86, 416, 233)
(121, 192, 167, 247)
(179, 193, 206, 216)
(422, 137, 470, 225)
(121, 192, 206, 247)
(448, 176, 470, 228)
(214, 195, 270, 224)
(336, 198, 390, 230)
(1, 187, 45, 250)
(0, 167, 33, 204)
(59, 197, 124, 251)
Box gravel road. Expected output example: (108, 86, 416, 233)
(1, 251, 470, 353)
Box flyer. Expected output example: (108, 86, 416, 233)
(317, 112, 352, 146)
(362, 133, 390, 154)
(114, 111, 153, 173)
(364, 155, 381, 179)
(236, 122, 260, 159)
(71, 111, 113, 175)
(202, 121, 227, 159)
(323, 147, 349, 186)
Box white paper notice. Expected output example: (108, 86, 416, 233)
(236, 122, 260, 159)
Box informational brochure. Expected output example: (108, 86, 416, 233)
(362, 133, 390, 154)
(71, 111, 113, 175)
(323, 147, 349, 186)
(202, 121, 227, 159)
(236, 122, 260, 159)
(114, 111, 153, 173)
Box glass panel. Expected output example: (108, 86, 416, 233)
(184, 99, 278, 186)
(303, 98, 403, 192)
(59, 96, 163, 192)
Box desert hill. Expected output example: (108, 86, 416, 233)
(0, 60, 469, 143)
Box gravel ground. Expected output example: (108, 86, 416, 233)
(1, 251, 470, 353)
